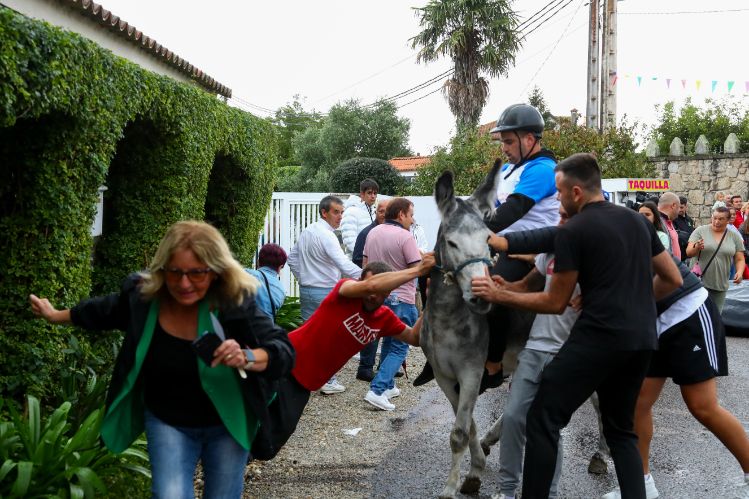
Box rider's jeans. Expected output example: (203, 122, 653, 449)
(370, 300, 418, 395)
(498, 348, 563, 498)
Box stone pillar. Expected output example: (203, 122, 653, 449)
(669, 137, 684, 156)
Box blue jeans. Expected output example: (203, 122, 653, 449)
(299, 285, 336, 383)
(144, 410, 249, 499)
(299, 285, 333, 322)
(370, 301, 418, 395)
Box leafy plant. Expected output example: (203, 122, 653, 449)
(0, 395, 150, 498)
(275, 296, 302, 332)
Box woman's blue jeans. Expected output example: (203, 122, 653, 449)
(144, 410, 249, 499)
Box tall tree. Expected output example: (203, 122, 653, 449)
(527, 86, 557, 130)
(290, 99, 411, 191)
(411, 0, 522, 131)
(271, 95, 323, 166)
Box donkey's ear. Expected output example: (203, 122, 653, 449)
(434, 170, 456, 217)
(467, 159, 502, 215)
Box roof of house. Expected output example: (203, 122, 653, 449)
(60, 0, 231, 97)
(477, 121, 495, 136)
(389, 156, 432, 172)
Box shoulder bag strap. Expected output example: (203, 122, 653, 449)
(701, 229, 728, 275)
(259, 271, 277, 317)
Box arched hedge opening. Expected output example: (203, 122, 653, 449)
(0, 7, 278, 402)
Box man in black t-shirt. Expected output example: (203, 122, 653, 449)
(472, 153, 683, 499)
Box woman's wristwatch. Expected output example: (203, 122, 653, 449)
(242, 348, 256, 370)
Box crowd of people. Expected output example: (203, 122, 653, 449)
(27, 102, 749, 498)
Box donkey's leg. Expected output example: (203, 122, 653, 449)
(460, 417, 486, 494)
(454, 370, 486, 495)
(435, 375, 468, 499)
(588, 392, 610, 474)
(480, 412, 503, 456)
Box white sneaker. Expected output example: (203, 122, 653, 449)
(602, 474, 659, 499)
(383, 387, 401, 399)
(353, 352, 360, 360)
(364, 390, 395, 411)
(320, 380, 346, 394)
(491, 494, 514, 499)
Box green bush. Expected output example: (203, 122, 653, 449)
(0, 395, 150, 498)
(0, 8, 277, 402)
(275, 296, 302, 332)
(330, 157, 405, 195)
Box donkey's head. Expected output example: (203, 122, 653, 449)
(434, 162, 501, 314)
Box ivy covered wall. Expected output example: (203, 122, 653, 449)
(0, 7, 277, 400)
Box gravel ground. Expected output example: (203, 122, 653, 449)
(242, 348, 429, 499)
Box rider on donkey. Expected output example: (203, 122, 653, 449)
(416, 103, 559, 392)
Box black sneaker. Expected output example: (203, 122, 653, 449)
(479, 368, 504, 394)
(356, 369, 375, 382)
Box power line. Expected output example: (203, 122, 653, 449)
(364, 68, 454, 107)
(397, 86, 443, 109)
(312, 53, 415, 105)
(517, 0, 566, 31)
(517, 0, 586, 99)
(521, 0, 577, 39)
(619, 8, 749, 15)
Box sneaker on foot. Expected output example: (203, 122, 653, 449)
(364, 390, 395, 411)
(356, 369, 375, 382)
(602, 474, 659, 499)
(320, 380, 346, 394)
(353, 352, 360, 360)
(383, 387, 401, 399)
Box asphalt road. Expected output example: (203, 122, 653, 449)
(367, 337, 749, 499)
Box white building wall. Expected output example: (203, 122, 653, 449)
(2, 0, 195, 87)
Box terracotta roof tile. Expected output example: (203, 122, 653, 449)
(60, 0, 232, 97)
(477, 121, 495, 136)
(389, 156, 432, 172)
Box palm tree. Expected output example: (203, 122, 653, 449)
(411, 0, 521, 131)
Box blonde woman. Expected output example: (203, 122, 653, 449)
(30, 220, 294, 498)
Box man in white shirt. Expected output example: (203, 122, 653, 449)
(288, 195, 362, 394)
(340, 179, 379, 255)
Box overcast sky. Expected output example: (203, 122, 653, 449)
(95, 0, 748, 155)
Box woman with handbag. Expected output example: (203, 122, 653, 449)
(686, 206, 746, 312)
(29, 220, 294, 498)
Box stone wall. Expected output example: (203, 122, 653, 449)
(651, 154, 749, 224)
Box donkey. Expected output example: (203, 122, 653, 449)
(421, 164, 526, 498)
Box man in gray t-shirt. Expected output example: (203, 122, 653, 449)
(491, 211, 580, 499)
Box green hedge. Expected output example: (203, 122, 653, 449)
(0, 7, 277, 401)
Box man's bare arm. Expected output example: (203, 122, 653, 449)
(472, 269, 578, 314)
(338, 253, 435, 299)
(394, 315, 422, 346)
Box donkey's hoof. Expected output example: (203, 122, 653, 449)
(587, 452, 608, 474)
(460, 476, 482, 494)
(480, 441, 491, 456)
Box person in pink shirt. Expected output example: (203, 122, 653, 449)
(361, 198, 423, 410)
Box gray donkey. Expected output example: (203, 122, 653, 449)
(421, 165, 531, 498)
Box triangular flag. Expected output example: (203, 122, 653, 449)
(696, 80, 702, 91)
(637, 76, 642, 86)
(611, 74, 618, 86)
(651, 76, 658, 81)
(681, 79, 687, 89)
(711, 80, 718, 92)
(666, 78, 672, 88)
(745, 81, 749, 93)
(728, 81, 735, 92)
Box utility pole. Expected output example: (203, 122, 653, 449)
(585, 0, 600, 129)
(599, 0, 617, 131)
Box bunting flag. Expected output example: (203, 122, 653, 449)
(608, 72, 749, 94)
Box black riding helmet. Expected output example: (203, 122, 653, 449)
(490, 103, 545, 138)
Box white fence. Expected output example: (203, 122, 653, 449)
(257, 192, 446, 297)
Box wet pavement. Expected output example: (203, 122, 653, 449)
(368, 337, 749, 498)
